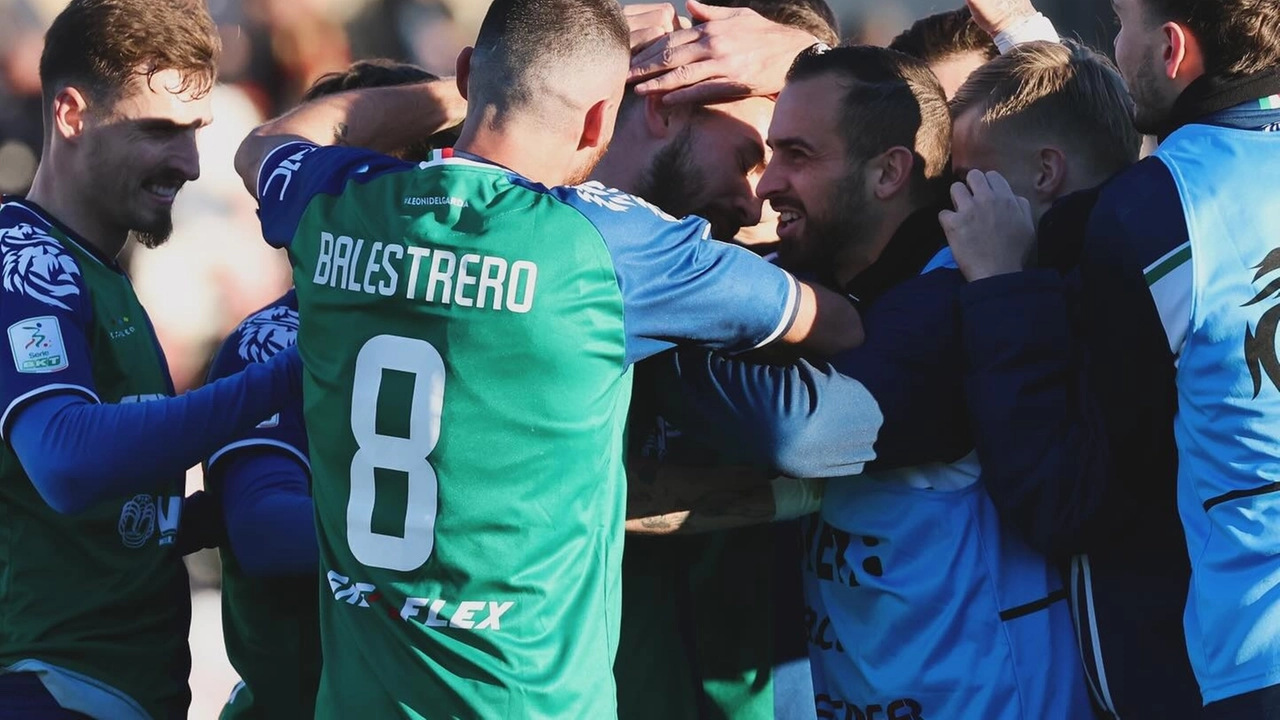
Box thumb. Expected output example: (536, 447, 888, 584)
(686, 0, 735, 22)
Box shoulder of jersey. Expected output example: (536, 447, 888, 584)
(552, 181, 689, 227)
(0, 203, 84, 312)
(233, 291, 300, 364)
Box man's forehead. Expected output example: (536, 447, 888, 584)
(770, 77, 841, 138)
(700, 96, 776, 133)
(112, 68, 213, 123)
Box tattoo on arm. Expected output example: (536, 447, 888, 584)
(333, 122, 350, 146)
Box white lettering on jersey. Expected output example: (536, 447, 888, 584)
(313, 231, 538, 313)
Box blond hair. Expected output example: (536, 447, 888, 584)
(950, 41, 1140, 178)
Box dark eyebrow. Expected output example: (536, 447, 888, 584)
(768, 137, 817, 155)
(133, 117, 208, 132)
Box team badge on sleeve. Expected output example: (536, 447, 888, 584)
(237, 305, 300, 363)
(574, 182, 678, 222)
(7, 316, 67, 373)
(0, 223, 81, 311)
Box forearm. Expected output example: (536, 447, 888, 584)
(12, 351, 299, 514)
(962, 272, 1112, 558)
(218, 451, 317, 578)
(777, 281, 864, 356)
(236, 80, 466, 193)
(626, 461, 776, 536)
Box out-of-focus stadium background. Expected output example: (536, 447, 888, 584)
(0, 0, 1115, 715)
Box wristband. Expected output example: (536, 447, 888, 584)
(771, 476, 825, 520)
(993, 13, 1060, 55)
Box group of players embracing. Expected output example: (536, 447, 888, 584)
(2, 0, 1280, 718)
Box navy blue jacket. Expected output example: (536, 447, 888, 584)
(958, 71, 1280, 718)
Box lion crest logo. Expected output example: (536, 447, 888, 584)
(118, 494, 156, 549)
(1244, 247, 1280, 398)
(237, 305, 299, 363)
(0, 223, 81, 311)
(574, 182, 678, 222)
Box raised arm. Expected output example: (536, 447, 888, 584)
(234, 79, 466, 197)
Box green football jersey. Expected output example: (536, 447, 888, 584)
(256, 144, 799, 718)
(0, 199, 189, 720)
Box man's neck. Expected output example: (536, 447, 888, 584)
(831, 208, 911, 289)
(588, 135, 646, 195)
(24, 164, 127, 258)
(454, 110, 574, 188)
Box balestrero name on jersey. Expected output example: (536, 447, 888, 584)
(312, 231, 538, 313)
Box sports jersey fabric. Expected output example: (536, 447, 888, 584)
(253, 142, 802, 718)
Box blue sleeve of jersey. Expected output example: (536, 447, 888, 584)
(204, 295, 309, 469)
(655, 270, 971, 478)
(555, 184, 800, 365)
(0, 226, 98, 433)
(256, 141, 410, 248)
(961, 159, 1188, 559)
(8, 346, 301, 515)
(214, 448, 316, 577)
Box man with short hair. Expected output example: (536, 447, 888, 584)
(232, 0, 859, 716)
(889, 6, 999, 98)
(205, 60, 462, 720)
(943, 37, 1202, 719)
(946, 0, 1280, 715)
(654, 45, 1092, 719)
(0, 0, 302, 717)
(605, 6, 838, 716)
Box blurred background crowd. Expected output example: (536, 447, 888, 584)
(0, 0, 1115, 715)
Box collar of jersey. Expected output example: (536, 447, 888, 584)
(420, 148, 530, 180)
(1, 196, 123, 272)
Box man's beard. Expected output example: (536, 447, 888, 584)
(129, 216, 174, 249)
(1128, 54, 1173, 136)
(565, 140, 613, 187)
(636, 125, 704, 221)
(780, 168, 870, 279)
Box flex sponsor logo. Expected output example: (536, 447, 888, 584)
(8, 316, 66, 373)
(816, 694, 924, 720)
(326, 570, 513, 630)
(803, 516, 885, 589)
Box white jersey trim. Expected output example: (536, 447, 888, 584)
(208, 438, 310, 473)
(0, 384, 99, 440)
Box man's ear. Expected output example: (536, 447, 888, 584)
(51, 86, 91, 145)
(869, 146, 915, 201)
(455, 47, 474, 101)
(1032, 146, 1067, 202)
(1162, 21, 1205, 84)
(640, 92, 686, 139)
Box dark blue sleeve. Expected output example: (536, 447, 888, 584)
(204, 293, 308, 468)
(961, 158, 1187, 559)
(553, 183, 800, 365)
(256, 141, 410, 248)
(203, 293, 314, 576)
(655, 269, 971, 478)
(0, 220, 97, 431)
(212, 448, 316, 577)
(7, 346, 302, 514)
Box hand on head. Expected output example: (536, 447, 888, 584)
(939, 169, 1036, 281)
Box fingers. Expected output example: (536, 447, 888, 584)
(635, 57, 719, 96)
(623, 3, 677, 17)
(661, 78, 751, 106)
(950, 180, 975, 213)
(983, 170, 1014, 197)
(964, 168, 993, 199)
(938, 208, 959, 234)
(629, 25, 704, 77)
(687, 0, 738, 22)
(630, 26, 670, 53)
